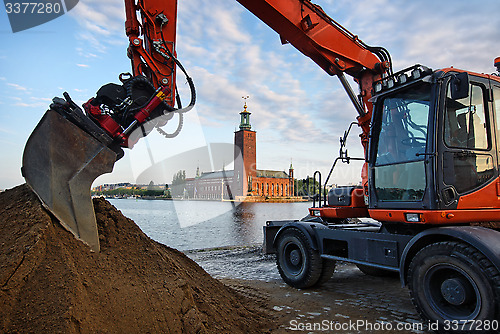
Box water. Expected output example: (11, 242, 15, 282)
(109, 198, 311, 251)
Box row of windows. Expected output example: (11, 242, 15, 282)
(196, 193, 224, 200)
(254, 182, 291, 196)
(188, 182, 292, 196)
(199, 185, 223, 192)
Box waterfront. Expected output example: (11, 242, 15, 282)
(109, 198, 311, 251)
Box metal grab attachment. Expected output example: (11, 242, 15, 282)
(22, 109, 118, 252)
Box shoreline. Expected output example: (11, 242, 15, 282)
(186, 245, 431, 334)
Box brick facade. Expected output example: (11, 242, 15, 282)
(184, 101, 294, 200)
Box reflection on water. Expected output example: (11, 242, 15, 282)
(109, 199, 310, 251)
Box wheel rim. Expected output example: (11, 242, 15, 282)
(282, 241, 305, 276)
(424, 263, 481, 320)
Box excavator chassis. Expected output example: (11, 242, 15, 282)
(22, 106, 119, 252)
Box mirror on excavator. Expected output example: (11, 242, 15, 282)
(450, 72, 469, 100)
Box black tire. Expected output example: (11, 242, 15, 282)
(408, 241, 500, 333)
(357, 264, 398, 277)
(276, 228, 328, 289)
(317, 259, 336, 285)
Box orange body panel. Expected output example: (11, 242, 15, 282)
(368, 209, 500, 225)
(311, 206, 369, 219)
(313, 179, 500, 224)
(457, 177, 500, 210)
(310, 188, 368, 219)
(440, 67, 500, 84)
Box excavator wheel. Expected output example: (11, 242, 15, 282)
(407, 241, 500, 333)
(276, 228, 335, 288)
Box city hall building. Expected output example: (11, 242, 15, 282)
(184, 102, 295, 201)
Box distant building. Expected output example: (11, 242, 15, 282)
(184, 101, 294, 200)
(93, 182, 134, 192)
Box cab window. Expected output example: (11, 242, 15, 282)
(494, 86, 500, 157)
(444, 84, 489, 150)
(442, 81, 494, 194)
(374, 83, 430, 202)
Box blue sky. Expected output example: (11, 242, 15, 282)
(0, 0, 499, 190)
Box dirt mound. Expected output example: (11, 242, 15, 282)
(0, 185, 270, 333)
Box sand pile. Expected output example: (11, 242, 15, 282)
(0, 185, 270, 333)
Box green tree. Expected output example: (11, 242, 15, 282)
(295, 177, 320, 197)
(171, 170, 186, 197)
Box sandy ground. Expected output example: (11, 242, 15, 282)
(0, 185, 431, 333)
(187, 246, 431, 334)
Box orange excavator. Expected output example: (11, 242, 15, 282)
(22, 0, 500, 330)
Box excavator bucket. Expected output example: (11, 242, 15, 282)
(22, 108, 118, 252)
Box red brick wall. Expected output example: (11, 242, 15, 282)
(234, 129, 256, 196)
(252, 176, 292, 197)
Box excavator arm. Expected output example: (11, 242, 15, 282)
(237, 0, 390, 78)
(236, 0, 392, 190)
(22, 0, 194, 251)
(22, 0, 389, 251)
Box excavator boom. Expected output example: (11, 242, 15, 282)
(22, 0, 191, 252)
(21, 0, 391, 252)
(22, 0, 388, 252)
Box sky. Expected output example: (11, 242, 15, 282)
(0, 0, 499, 190)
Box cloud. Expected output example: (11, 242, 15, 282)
(76, 63, 90, 68)
(0, 127, 15, 135)
(7, 83, 28, 91)
(13, 102, 46, 108)
(331, 0, 499, 73)
(174, 0, 336, 144)
(10, 96, 52, 108)
(69, 0, 125, 56)
(59, 0, 499, 183)
(70, 0, 124, 35)
(29, 97, 52, 102)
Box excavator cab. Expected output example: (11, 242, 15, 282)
(368, 65, 500, 223)
(368, 66, 436, 211)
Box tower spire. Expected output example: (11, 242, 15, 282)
(239, 96, 252, 130)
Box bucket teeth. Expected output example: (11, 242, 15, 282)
(22, 109, 117, 252)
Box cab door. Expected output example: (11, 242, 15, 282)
(493, 82, 500, 171)
(438, 75, 497, 209)
(369, 81, 436, 210)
